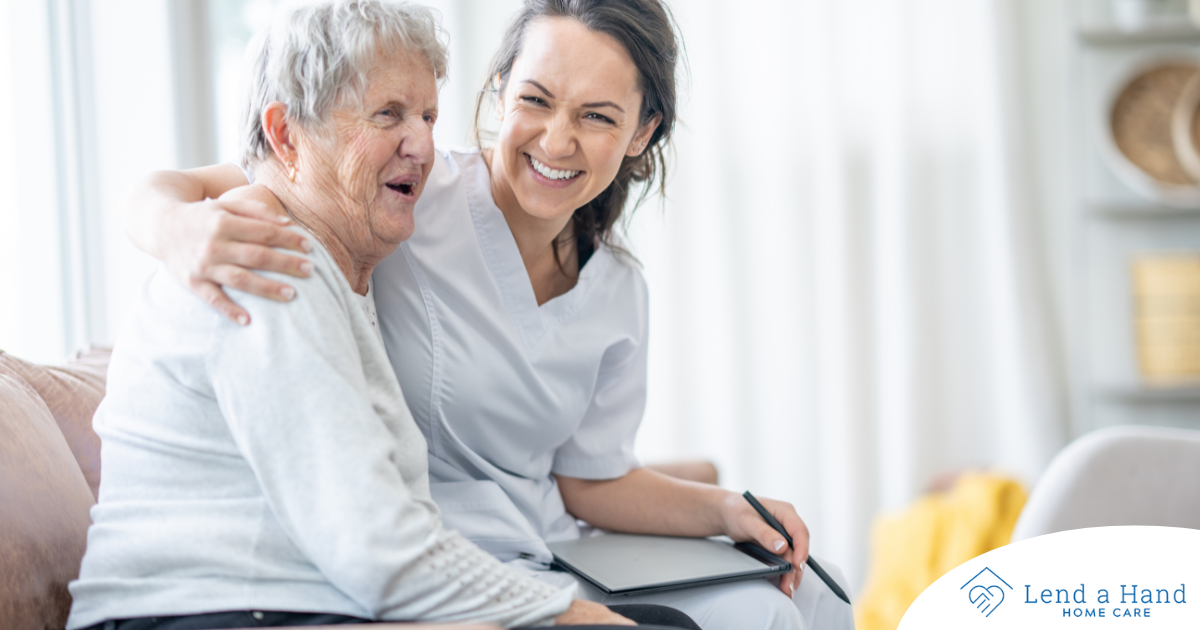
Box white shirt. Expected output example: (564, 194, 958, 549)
(373, 148, 650, 566)
(67, 227, 572, 628)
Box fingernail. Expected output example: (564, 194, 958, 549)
(280, 286, 296, 300)
(300, 239, 312, 252)
(774, 540, 786, 552)
(236, 314, 249, 326)
(277, 215, 291, 224)
(300, 262, 312, 275)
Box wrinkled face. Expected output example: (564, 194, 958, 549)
(494, 17, 658, 223)
(303, 47, 438, 250)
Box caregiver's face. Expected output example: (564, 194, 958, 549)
(496, 17, 654, 221)
(313, 47, 437, 247)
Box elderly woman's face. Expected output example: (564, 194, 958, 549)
(307, 47, 438, 248)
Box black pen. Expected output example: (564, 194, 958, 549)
(742, 491, 851, 605)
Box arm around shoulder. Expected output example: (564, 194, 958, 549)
(120, 164, 248, 258)
(120, 164, 312, 324)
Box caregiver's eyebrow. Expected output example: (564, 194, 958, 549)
(523, 79, 555, 98)
(521, 80, 625, 113)
(581, 100, 624, 113)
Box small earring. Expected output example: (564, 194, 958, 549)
(286, 161, 297, 182)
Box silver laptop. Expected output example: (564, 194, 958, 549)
(548, 533, 791, 595)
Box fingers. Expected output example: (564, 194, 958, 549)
(780, 571, 797, 597)
(190, 280, 250, 326)
(782, 549, 813, 597)
(746, 518, 790, 557)
(208, 263, 298, 303)
(218, 241, 312, 279)
(767, 501, 809, 596)
(743, 497, 809, 597)
(211, 210, 311, 254)
(775, 508, 810, 565)
(742, 522, 799, 597)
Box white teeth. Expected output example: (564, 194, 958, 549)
(529, 155, 579, 181)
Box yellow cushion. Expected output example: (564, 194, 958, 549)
(854, 472, 1027, 630)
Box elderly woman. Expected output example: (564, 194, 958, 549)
(64, 3, 701, 629)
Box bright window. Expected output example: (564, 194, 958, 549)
(0, 0, 17, 355)
(209, 0, 282, 165)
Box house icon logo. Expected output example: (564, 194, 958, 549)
(960, 567, 1013, 618)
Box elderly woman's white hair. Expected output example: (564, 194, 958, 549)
(240, 0, 449, 167)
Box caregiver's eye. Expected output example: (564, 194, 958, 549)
(585, 112, 615, 124)
(521, 95, 548, 107)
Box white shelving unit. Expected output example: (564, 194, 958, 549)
(1071, 1, 1200, 434)
(1079, 23, 1200, 44)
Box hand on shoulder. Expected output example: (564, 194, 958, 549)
(168, 184, 311, 325)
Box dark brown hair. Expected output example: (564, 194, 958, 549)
(473, 0, 680, 269)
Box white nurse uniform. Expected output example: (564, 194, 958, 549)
(373, 148, 854, 630)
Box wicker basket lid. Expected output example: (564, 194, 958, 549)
(1111, 63, 1200, 186)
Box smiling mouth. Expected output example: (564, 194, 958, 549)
(526, 154, 582, 182)
(386, 182, 417, 195)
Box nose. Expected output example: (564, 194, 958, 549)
(540, 110, 575, 159)
(399, 116, 435, 166)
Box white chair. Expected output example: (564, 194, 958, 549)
(1012, 425, 1200, 541)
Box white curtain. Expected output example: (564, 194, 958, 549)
(394, 0, 1074, 589)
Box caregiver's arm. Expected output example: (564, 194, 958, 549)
(557, 470, 811, 597)
(552, 273, 810, 597)
(121, 164, 310, 324)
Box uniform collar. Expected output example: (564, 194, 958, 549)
(463, 150, 610, 357)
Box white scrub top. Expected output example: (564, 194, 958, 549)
(373, 148, 649, 567)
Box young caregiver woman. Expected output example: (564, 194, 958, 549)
(124, 1, 853, 628)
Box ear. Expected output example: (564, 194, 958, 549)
(626, 113, 663, 157)
(261, 102, 299, 165)
(494, 73, 506, 122)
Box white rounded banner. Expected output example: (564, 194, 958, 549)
(899, 527, 1200, 628)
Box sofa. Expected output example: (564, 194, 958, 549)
(0, 347, 473, 630)
(0, 347, 716, 630)
(1, 347, 107, 629)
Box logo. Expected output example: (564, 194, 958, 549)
(899, 528, 1199, 629)
(961, 567, 1013, 618)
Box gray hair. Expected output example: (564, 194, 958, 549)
(240, 0, 449, 167)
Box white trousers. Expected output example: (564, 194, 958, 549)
(532, 554, 856, 630)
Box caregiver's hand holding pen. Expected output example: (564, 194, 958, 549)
(556, 469, 811, 598)
(722, 491, 811, 597)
